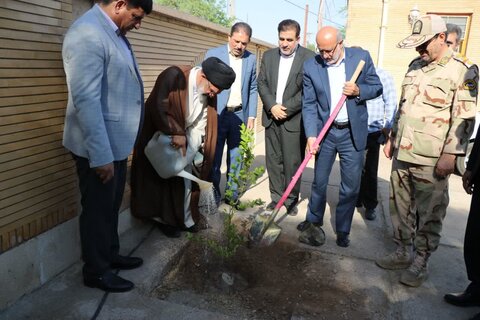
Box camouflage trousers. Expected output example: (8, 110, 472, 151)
(389, 158, 450, 253)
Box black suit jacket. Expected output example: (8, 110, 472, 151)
(258, 45, 315, 131)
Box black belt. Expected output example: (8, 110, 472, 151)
(332, 121, 350, 129)
(226, 105, 242, 112)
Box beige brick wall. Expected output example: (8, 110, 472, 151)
(346, 0, 480, 95)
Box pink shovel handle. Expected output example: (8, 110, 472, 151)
(274, 60, 366, 211)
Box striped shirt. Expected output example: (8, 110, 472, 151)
(366, 68, 397, 133)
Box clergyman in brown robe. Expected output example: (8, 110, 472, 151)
(131, 57, 235, 237)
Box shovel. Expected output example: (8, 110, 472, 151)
(249, 59, 366, 246)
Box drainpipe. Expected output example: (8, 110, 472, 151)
(377, 0, 389, 67)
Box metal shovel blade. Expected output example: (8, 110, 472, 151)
(258, 222, 281, 246)
(248, 209, 282, 246)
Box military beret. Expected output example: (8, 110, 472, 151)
(201, 57, 236, 90)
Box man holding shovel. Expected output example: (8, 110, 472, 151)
(298, 26, 382, 248)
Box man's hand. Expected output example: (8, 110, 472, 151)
(343, 81, 360, 97)
(95, 163, 114, 184)
(171, 135, 187, 156)
(383, 137, 394, 159)
(306, 137, 319, 155)
(435, 153, 456, 178)
(270, 104, 287, 120)
(381, 128, 390, 140)
(247, 117, 255, 130)
(463, 170, 474, 194)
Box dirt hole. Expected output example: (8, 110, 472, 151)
(153, 238, 379, 319)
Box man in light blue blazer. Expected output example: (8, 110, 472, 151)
(298, 27, 382, 248)
(204, 22, 258, 206)
(62, 0, 152, 293)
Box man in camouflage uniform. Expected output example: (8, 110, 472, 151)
(376, 15, 478, 287)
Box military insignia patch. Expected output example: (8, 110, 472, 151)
(463, 79, 477, 91)
(412, 20, 422, 34)
(439, 56, 449, 65)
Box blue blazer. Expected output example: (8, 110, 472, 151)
(302, 47, 382, 150)
(204, 44, 258, 122)
(62, 5, 144, 167)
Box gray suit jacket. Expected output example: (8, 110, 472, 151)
(258, 45, 315, 131)
(62, 5, 144, 167)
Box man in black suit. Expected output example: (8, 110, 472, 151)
(444, 128, 480, 315)
(258, 19, 315, 215)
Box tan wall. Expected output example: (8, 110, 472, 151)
(346, 0, 480, 95)
(0, 0, 273, 253)
(0, 0, 77, 253)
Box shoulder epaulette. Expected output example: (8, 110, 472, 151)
(452, 53, 476, 68)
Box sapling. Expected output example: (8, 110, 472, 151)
(189, 124, 265, 259)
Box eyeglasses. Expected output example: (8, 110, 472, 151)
(317, 41, 341, 56)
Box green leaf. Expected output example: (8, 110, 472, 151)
(153, 0, 235, 27)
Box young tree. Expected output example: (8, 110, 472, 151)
(154, 0, 234, 27)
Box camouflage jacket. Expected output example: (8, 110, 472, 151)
(392, 49, 478, 166)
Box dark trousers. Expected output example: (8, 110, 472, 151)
(211, 109, 243, 202)
(358, 131, 382, 209)
(465, 182, 480, 289)
(265, 121, 305, 207)
(306, 127, 364, 234)
(73, 154, 127, 277)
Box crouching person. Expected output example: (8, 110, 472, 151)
(130, 57, 235, 237)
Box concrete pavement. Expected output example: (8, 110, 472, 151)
(1, 139, 479, 320)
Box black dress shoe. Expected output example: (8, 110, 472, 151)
(111, 255, 143, 270)
(184, 224, 203, 233)
(471, 312, 480, 320)
(365, 208, 376, 221)
(444, 291, 480, 307)
(287, 206, 298, 216)
(336, 231, 350, 248)
(266, 201, 277, 211)
(285, 204, 298, 216)
(156, 222, 181, 238)
(84, 271, 134, 293)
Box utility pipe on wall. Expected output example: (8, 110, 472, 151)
(377, 0, 389, 67)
